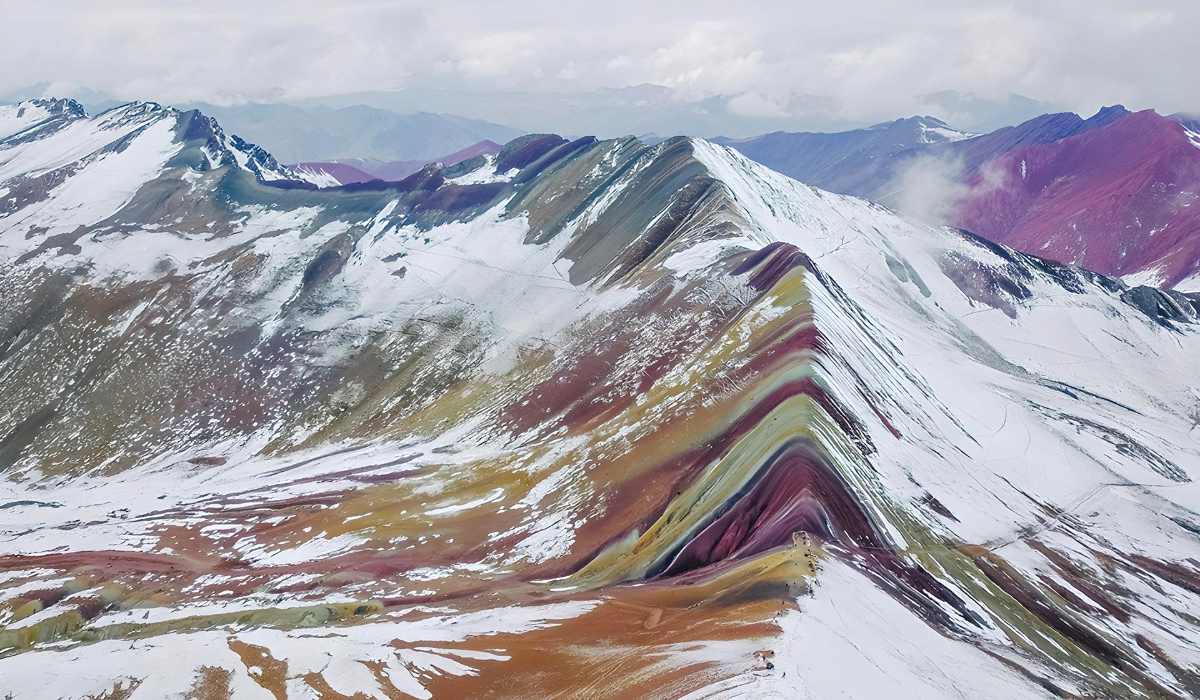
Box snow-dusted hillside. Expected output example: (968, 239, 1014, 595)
(0, 99, 1198, 699)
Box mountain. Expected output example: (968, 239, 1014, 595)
(0, 98, 1198, 698)
(314, 139, 505, 184)
(917, 91, 1059, 133)
(724, 107, 1130, 203)
(0, 98, 343, 199)
(182, 101, 523, 163)
(0, 86, 525, 165)
(0, 97, 87, 138)
(725, 105, 1200, 290)
(909, 104, 1132, 179)
(714, 115, 974, 196)
(0, 83, 126, 115)
(958, 109, 1200, 290)
(1173, 113, 1200, 133)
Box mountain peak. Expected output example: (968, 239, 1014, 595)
(1, 95, 342, 190)
(22, 96, 87, 119)
(861, 115, 970, 143)
(1083, 103, 1131, 128)
(1091, 103, 1128, 116)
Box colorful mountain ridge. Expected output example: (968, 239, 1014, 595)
(0, 98, 1197, 698)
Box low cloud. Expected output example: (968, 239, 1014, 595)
(888, 152, 1014, 226)
(889, 154, 971, 225)
(726, 91, 790, 118)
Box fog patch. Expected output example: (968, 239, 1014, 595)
(889, 154, 970, 225)
(888, 154, 1011, 225)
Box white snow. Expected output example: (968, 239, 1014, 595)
(1121, 265, 1169, 289)
(704, 559, 1061, 699)
(1184, 127, 1200, 151)
(0, 101, 57, 140)
(919, 122, 975, 144)
(288, 164, 343, 188)
(1174, 269, 1200, 292)
(445, 154, 518, 184)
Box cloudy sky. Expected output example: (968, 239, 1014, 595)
(4, 0, 1198, 123)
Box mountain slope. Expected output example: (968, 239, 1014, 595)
(0, 102, 1198, 698)
(957, 110, 1200, 290)
(888, 106, 1200, 290)
(301, 84, 856, 140)
(0, 98, 87, 140)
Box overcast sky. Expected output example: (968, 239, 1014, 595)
(4, 0, 1198, 122)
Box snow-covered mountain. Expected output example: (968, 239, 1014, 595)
(0, 98, 87, 139)
(0, 99, 1198, 699)
(0, 99, 341, 198)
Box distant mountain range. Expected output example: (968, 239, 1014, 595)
(713, 115, 976, 196)
(917, 90, 1057, 134)
(724, 106, 1200, 290)
(178, 102, 522, 163)
(300, 139, 506, 185)
(299, 86, 1058, 141)
(2, 81, 1058, 154)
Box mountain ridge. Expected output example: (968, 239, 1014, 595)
(0, 95, 1198, 698)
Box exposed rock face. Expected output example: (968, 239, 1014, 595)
(0, 99, 1198, 699)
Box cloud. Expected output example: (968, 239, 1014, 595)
(888, 155, 971, 225)
(726, 92, 790, 118)
(887, 150, 1013, 226)
(1, 1, 1197, 121)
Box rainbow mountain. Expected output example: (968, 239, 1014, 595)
(0, 99, 1199, 698)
